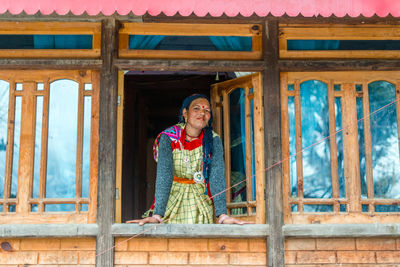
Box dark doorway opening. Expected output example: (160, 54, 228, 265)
(121, 71, 234, 221)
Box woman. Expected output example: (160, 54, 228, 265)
(127, 94, 248, 225)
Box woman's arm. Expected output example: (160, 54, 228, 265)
(153, 133, 174, 217)
(209, 136, 227, 217)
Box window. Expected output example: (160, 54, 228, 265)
(281, 72, 400, 224)
(211, 73, 265, 223)
(0, 70, 99, 223)
(279, 25, 400, 59)
(119, 23, 262, 60)
(0, 22, 101, 58)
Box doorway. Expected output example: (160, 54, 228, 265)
(119, 71, 234, 222)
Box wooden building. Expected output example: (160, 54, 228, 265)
(0, 0, 400, 266)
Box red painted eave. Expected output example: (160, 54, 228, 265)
(0, 0, 399, 17)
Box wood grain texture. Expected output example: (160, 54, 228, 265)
(263, 20, 284, 267)
(96, 18, 118, 267)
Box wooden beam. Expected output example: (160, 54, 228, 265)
(263, 20, 284, 267)
(115, 59, 265, 72)
(0, 59, 102, 70)
(96, 18, 118, 267)
(279, 59, 400, 71)
(0, 224, 98, 237)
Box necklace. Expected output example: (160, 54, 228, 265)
(186, 132, 200, 139)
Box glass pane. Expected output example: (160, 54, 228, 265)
(288, 40, 400, 50)
(300, 80, 332, 199)
(356, 84, 363, 92)
(129, 35, 252, 51)
(335, 97, 345, 198)
(0, 35, 92, 49)
(229, 88, 246, 215)
(375, 205, 400, 212)
(31, 204, 38, 212)
(32, 96, 43, 198)
(362, 204, 369, 212)
(250, 97, 256, 200)
(16, 83, 22, 91)
(45, 204, 75, 212)
(288, 96, 297, 197)
(0, 205, 2, 212)
(81, 204, 88, 212)
(82, 96, 91, 198)
(304, 205, 333, 212)
(0, 80, 9, 199)
(340, 204, 346, 212)
(356, 97, 368, 199)
(368, 81, 400, 199)
(9, 205, 16, 212)
(84, 83, 92, 91)
(288, 84, 294, 91)
(46, 80, 79, 199)
(334, 84, 341, 91)
(291, 204, 298, 212)
(37, 83, 44, 91)
(11, 96, 22, 198)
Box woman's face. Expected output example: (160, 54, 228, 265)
(183, 98, 211, 131)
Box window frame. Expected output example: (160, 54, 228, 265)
(281, 71, 400, 224)
(0, 22, 101, 58)
(118, 22, 262, 60)
(0, 70, 99, 224)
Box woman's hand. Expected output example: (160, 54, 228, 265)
(126, 215, 162, 225)
(218, 214, 253, 225)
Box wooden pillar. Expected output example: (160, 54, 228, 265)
(263, 19, 285, 267)
(96, 18, 118, 267)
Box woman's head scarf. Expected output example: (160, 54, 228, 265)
(179, 94, 213, 182)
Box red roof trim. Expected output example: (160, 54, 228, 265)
(0, 0, 399, 17)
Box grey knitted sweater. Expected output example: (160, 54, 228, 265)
(153, 133, 227, 218)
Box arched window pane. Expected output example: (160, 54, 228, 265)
(300, 80, 332, 199)
(0, 80, 9, 199)
(46, 79, 78, 199)
(11, 96, 22, 198)
(368, 81, 400, 199)
(82, 96, 91, 198)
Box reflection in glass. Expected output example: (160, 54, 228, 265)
(300, 80, 332, 199)
(32, 96, 43, 198)
(362, 204, 369, 212)
(45, 204, 75, 212)
(11, 96, 22, 198)
(375, 205, 400, 212)
(81, 204, 88, 212)
(31, 204, 38, 212)
(340, 204, 346, 212)
(288, 84, 294, 91)
(0, 80, 9, 199)
(304, 205, 333, 212)
(82, 96, 91, 198)
(356, 97, 368, 198)
(335, 97, 345, 198)
(369, 81, 400, 199)
(291, 204, 298, 212)
(9, 205, 15, 212)
(46, 80, 78, 200)
(229, 88, 246, 215)
(288, 96, 297, 197)
(250, 97, 256, 200)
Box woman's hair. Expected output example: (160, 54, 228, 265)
(179, 94, 214, 182)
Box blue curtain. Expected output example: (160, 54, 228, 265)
(33, 35, 92, 49)
(287, 40, 340, 50)
(210, 36, 252, 51)
(129, 35, 165, 49)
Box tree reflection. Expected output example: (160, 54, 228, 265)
(0, 80, 9, 199)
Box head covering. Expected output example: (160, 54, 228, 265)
(179, 94, 213, 182)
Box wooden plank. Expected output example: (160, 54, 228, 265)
(252, 73, 265, 224)
(112, 224, 269, 238)
(115, 59, 265, 72)
(120, 22, 261, 36)
(244, 86, 253, 215)
(280, 73, 292, 224)
(263, 20, 284, 267)
(210, 84, 222, 135)
(362, 82, 374, 205)
(328, 79, 340, 213)
(294, 79, 304, 209)
(38, 79, 50, 213)
(212, 74, 255, 94)
(279, 59, 400, 71)
(15, 82, 36, 214)
(115, 71, 125, 223)
(0, 49, 100, 59)
(288, 213, 400, 224)
(0, 224, 98, 238)
(0, 21, 101, 34)
(342, 83, 361, 213)
(222, 90, 231, 216)
(284, 223, 400, 238)
(75, 82, 84, 212)
(281, 50, 400, 60)
(0, 59, 102, 70)
(0, 213, 88, 224)
(119, 49, 262, 60)
(96, 18, 118, 267)
(88, 71, 99, 224)
(4, 80, 15, 211)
